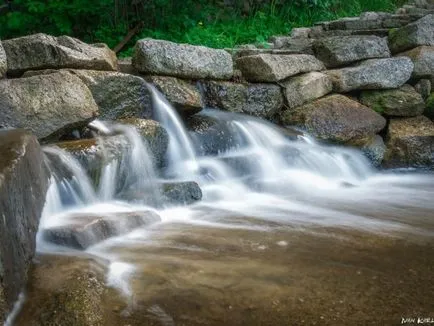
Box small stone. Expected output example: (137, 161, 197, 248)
(361, 135, 386, 166)
(236, 54, 324, 82)
(414, 79, 432, 100)
(290, 27, 311, 38)
(269, 36, 313, 54)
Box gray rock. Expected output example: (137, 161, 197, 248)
(43, 211, 160, 249)
(236, 54, 324, 82)
(388, 15, 434, 53)
(361, 135, 386, 167)
(3, 33, 117, 75)
(426, 92, 434, 119)
(133, 39, 233, 79)
(414, 79, 432, 99)
(313, 36, 390, 68)
(147, 76, 202, 116)
(326, 57, 414, 92)
(201, 81, 283, 118)
(282, 72, 332, 109)
(0, 41, 6, 78)
(383, 116, 434, 168)
(117, 57, 137, 75)
(0, 71, 99, 140)
(268, 36, 313, 54)
(290, 28, 311, 38)
(0, 130, 49, 322)
(309, 28, 390, 38)
(399, 46, 434, 80)
(161, 181, 202, 205)
(359, 85, 426, 116)
(323, 17, 384, 30)
(281, 94, 386, 144)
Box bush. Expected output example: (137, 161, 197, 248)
(0, 0, 405, 56)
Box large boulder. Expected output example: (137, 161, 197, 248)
(201, 81, 283, 118)
(133, 39, 233, 79)
(0, 71, 99, 140)
(0, 41, 6, 78)
(326, 57, 413, 92)
(313, 36, 390, 68)
(399, 46, 434, 80)
(359, 85, 425, 116)
(281, 94, 386, 144)
(388, 14, 434, 53)
(2, 33, 117, 75)
(235, 54, 324, 82)
(0, 130, 49, 323)
(282, 72, 333, 109)
(42, 211, 160, 249)
(147, 76, 202, 116)
(23, 69, 153, 120)
(383, 116, 434, 168)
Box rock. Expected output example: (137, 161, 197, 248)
(147, 76, 202, 116)
(291, 28, 311, 38)
(236, 54, 325, 82)
(2, 33, 117, 75)
(388, 15, 434, 53)
(309, 28, 390, 38)
(326, 57, 413, 92)
(14, 255, 107, 326)
(117, 57, 137, 75)
(161, 181, 202, 205)
(268, 36, 313, 54)
(383, 116, 434, 168)
(281, 94, 386, 144)
(0, 41, 6, 78)
(0, 71, 98, 140)
(43, 211, 160, 249)
(425, 92, 434, 119)
(282, 72, 333, 109)
(361, 135, 386, 166)
(201, 81, 283, 118)
(68, 70, 153, 121)
(359, 85, 425, 116)
(322, 17, 384, 30)
(313, 36, 390, 68)
(415, 79, 432, 99)
(399, 46, 434, 80)
(133, 39, 233, 79)
(117, 118, 169, 166)
(0, 130, 49, 323)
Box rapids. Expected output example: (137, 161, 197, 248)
(17, 84, 434, 324)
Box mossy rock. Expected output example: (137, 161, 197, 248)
(425, 93, 434, 120)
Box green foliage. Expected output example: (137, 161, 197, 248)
(0, 0, 404, 56)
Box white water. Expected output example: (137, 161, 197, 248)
(31, 85, 434, 310)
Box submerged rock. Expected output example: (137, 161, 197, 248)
(14, 255, 108, 326)
(0, 71, 98, 140)
(235, 54, 325, 82)
(0, 130, 49, 323)
(313, 36, 390, 68)
(388, 14, 434, 53)
(2, 33, 117, 75)
(133, 39, 233, 79)
(43, 211, 161, 249)
(360, 85, 425, 116)
(282, 94, 386, 144)
(326, 57, 413, 92)
(147, 76, 202, 116)
(161, 181, 202, 205)
(282, 72, 333, 109)
(0, 41, 6, 78)
(384, 116, 434, 168)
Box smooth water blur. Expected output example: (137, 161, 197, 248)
(35, 85, 434, 308)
